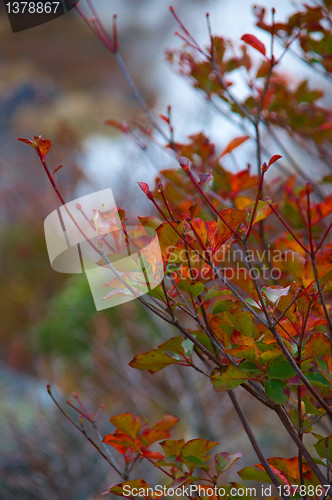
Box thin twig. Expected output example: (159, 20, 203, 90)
(228, 389, 288, 499)
(47, 386, 126, 478)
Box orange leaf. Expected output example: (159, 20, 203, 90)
(37, 137, 51, 161)
(104, 119, 129, 133)
(102, 431, 137, 454)
(142, 450, 164, 460)
(314, 194, 332, 223)
(18, 135, 51, 162)
(191, 218, 208, 246)
(52, 165, 64, 179)
(230, 166, 258, 197)
(218, 135, 250, 158)
(305, 332, 331, 358)
(241, 34, 266, 56)
(214, 207, 246, 245)
(268, 456, 314, 484)
(153, 415, 179, 432)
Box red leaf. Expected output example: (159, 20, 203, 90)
(268, 154, 282, 167)
(102, 431, 137, 455)
(18, 137, 34, 147)
(159, 114, 170, 125)
(218, 135, 250, 159)
(137, 181, 153, 199)
(138, 182, 150, 194)
(318, 122, 332, 131)
(142, 450, 164, 460)
(241, 34, 266, 56)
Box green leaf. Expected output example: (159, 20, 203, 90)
(223, 310, 254, 337)
(212, 300, 234, 315)
(245, 297, 261, 310)
(110, 413, 141, 439)
(129, 336, 188, 374)
(303, 396, 322, 416)
(265, 379, 289, 404)
(181, 438, 219, 463)
(240, 360, 263, 375)
(107, 479, 151, 497)
(191, 330, 214, 352)
(306, 372, 330, 387)
(314, 436, 332, 462)
(238, 466, 272, 482)
(160, 438, 185, 458)
(138, 216, 163, 230)
(180, 281, 204, 298)
(267, 360, 296, 380)
(210, 366, 249, 391)
(321, 173, 332, 184)
(129, 348, 178, 373)
(182, 339, 194, 357)
(215, 452, 242, 474)
(147, 284, 166, 301)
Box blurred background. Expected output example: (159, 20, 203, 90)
(0, 1, 329, 498)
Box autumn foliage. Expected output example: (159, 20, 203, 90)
(20, 1, 332, 499)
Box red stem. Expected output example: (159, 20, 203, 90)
(184, 165, 242, 240)
(159, 186, 175, 221)
(269, 203, 309, 253)
(169, 6, 206, 56)
(315, 221, 332, 254)
(245, 167, 266, 239)
(306, 186, 315, 255)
